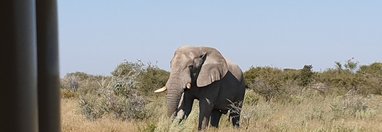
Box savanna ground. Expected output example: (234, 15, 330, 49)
(61, 60, 382, 132)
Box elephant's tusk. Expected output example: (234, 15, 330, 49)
(154, 86, 167, 93)
(178, 92, 184, 109)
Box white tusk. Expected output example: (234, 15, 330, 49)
(178, 92, 184, 109)
(154, 86, 167, 93)
(186, 83, 191, 89)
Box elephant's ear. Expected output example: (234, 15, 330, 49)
(196, 48, 228, 87)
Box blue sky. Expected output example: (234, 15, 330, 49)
(58, 0, 382, 77)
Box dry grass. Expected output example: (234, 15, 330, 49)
(61, 98, 138, 132)
(62, 90, 382, 132)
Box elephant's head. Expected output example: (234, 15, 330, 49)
(155, 46, 228, 117)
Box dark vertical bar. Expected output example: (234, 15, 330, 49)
(0, 0, 39, 132)
(36, 0, 61, 132)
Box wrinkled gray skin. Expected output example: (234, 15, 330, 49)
(159, 46, 245, 130)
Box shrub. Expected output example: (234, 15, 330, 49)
(111, 61, 169, 96)
(244, 67, 285, 101)
(136, 64, 169, 96)
(111, 60, 144, 77)
(61, 72, 104, 92)
(78, 76, 149, 121)
(316, 61, 382, 95)
(297, 65, 314, 87)
(76, 60, 170, 121)
(65, 72, 92, 80)
(317, 69, 359, 94)
(244, 60, 382, 100)
(282, 68, 300, 82)
(357, 63, 382, 95)
(244, 66, 308, 101)
(358, 63, 382, 75)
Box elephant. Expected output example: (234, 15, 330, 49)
(155, 46, 246, 130)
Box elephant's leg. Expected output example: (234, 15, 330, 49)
(210, 109, 222, 128)
(182, 93, 194, 120)
(229, 101, 243, 128)
(198, 99, 213, 130)
(229, 112, 240, 127)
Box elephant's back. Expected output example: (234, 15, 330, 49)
(226, 61, 244, 83)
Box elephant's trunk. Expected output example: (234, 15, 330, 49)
(166, 77, 184, 117)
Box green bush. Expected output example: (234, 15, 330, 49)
(357, 63, 382, 95)
(75, 61, 169, 121)
(111, 61, 169, 96)
(65, 72, 92, 80)
(78, 76, 149, 121)
(244, 67, 285, 101)
(316, 59, 364, 95)
(298, 65, 314, 87)
(244, 66, 312, 101)
(136, 65, 169, 96)
(111, 61, 144, 77)
(61, 72, 104, 92)
(317, 69, 360, 95)
(315, 61, 382, 95)
(240, 59, 382, 101)
(282, 69, 300, 82)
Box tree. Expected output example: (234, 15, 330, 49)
(344, 58, 358, 73)
(298, 65, 314, 87)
